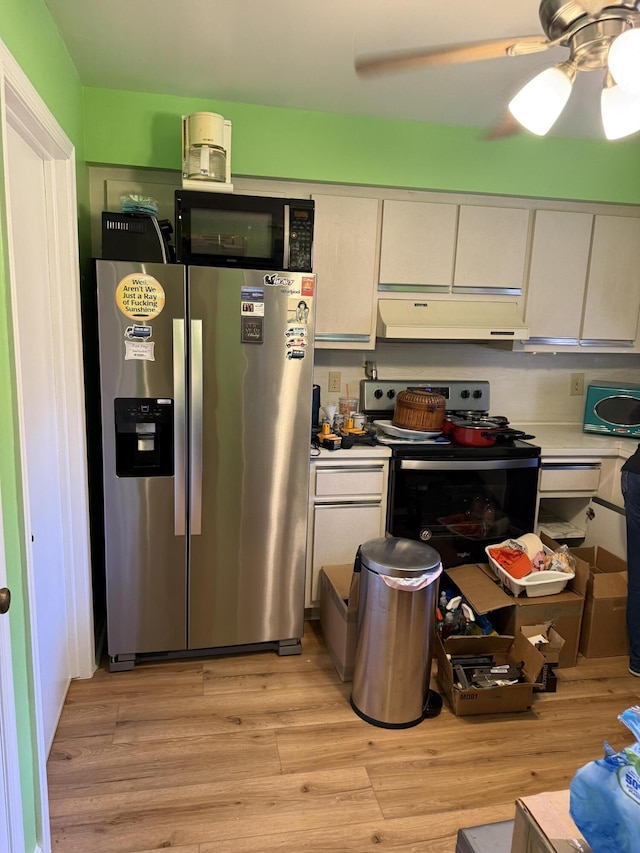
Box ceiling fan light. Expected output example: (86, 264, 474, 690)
(601, 78, 640, 139)
(508, 63, 575, 136)
(608, 29, 640, 94)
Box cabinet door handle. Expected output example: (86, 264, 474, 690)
(316, 500, 381, 508)
(540, 463, 600, 471)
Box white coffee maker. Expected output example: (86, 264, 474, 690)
(181, 111, 233, 193)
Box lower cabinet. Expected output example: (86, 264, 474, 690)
(306, 456, 389, 608)
(535, 456, 602, 542)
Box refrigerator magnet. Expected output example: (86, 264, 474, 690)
(125, 324, 152, 339)
(288, 297, 310, 325)
(241, 286, 264, 316)
(124, 340, 155, 361)
(301, 276, 315, 297)
(115, 274, 166, 321)
(241, 315, 263, 344)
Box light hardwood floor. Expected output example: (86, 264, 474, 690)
(48, 622, 639, 852)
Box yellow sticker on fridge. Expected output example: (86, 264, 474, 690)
(116, 273, 166, 320)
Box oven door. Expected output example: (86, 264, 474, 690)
(387, 457, 540, 568)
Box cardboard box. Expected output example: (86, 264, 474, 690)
(572, 545, 629, 658)
(436, 633, 544, 716)
(445, 535, 589, 668)
(511, 790, 593, 853)
(318, 564, 359, 681)
(520, 624, 565, 692)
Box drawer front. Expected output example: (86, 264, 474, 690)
(539, 463, 601, 493)
(315, 466, 386, 497)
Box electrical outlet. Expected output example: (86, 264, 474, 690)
(328, 371, 341, 393)
(570, 373, 585, 396)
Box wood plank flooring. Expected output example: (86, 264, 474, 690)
(47, 622, 640, 852)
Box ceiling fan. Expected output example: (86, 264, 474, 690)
(355, 1, 640, 139)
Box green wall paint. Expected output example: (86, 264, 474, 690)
(83, 87, 640, 204)
(0, 1, 85, 849)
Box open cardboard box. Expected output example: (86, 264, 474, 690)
(318, 564, 359, 681)
(511, 789, 593, 853)
(571, 545, 629, 658)
(444, 534, 589, 668)
(436, 632, 544, 716)
(520, 623, 565, 692)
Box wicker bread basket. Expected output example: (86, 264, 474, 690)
(392, 388, 446, 432)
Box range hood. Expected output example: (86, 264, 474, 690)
(377, 299, 529, 341)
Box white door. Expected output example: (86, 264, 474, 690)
(6, 121, 72, 755)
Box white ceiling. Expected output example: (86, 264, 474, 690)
(44, 0, 624, 140)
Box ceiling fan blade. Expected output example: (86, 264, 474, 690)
(355, 35, 551, 77)
(482, 112, 524, 141)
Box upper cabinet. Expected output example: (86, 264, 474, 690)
(311, 194, 380, 349)
(378, 200, 530, 295)
(582, 215, 640, 344)
(453, 205, 530, 294)
(525, 210, 593, 343)
(379, 199, 457, 290)
(524, 210, 640, 348)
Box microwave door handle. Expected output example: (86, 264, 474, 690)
(283, 204, 290, 269)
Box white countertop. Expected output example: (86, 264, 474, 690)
(512, 423, 639, 460)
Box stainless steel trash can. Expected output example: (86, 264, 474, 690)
(350, 537, 443, 728)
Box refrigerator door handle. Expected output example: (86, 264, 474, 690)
(190, 319, 203, 535)
(173, 319, 187, 536)
(283, 204, 290, 269)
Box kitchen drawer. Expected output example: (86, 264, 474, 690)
(314, 465, 386, 498)
(539, 460, 601, 494)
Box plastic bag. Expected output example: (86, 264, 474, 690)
(120, 193, 158, 215)
(544, 543, 576, 574)
(569, 705, 640, 853)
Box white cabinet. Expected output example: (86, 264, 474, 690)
(306, 456, 389, 608)
(311, 194, 380, 349)
(582, 215, 640, 344)
(378, 200, 530, 295)
(525, 210, 593, 343)
(536, 456, 602, 542)
(453, 205, 530, 294)
(378, 199, 457, 290)
(524, 211, 640, 347)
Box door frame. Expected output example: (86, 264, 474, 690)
(0, 499, 25, 853)
(0, 38, 95, 850)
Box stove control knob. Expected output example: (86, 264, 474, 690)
(374, 389, 383, 399)
(461, 389, 470, 399)
(473, 390, 483, 399)
(419, 528, 433, 542)
(387, 390, 396, 399)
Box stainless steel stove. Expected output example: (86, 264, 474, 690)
(360, 379, 541, 568)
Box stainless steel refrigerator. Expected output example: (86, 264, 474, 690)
(94, 260, 316, 670)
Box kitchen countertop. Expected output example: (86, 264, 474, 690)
(513, 423, 639, 460)
(310, 425, 638, 461)
(311, 443, 392, 460)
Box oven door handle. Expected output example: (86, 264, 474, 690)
(399, 459, 539, 471)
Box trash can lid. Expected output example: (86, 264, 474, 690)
(359, 537, 442, 579)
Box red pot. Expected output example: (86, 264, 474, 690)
(441, 414, 456, 437)
(451, 420, 535, 447)
(451, 419, 501, 447)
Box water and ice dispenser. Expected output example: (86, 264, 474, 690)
(114, 398, 174, 477)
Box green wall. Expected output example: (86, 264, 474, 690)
(0, 1, 85, 849)
(83, 88, 640, 204)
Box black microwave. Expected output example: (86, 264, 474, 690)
(174, 190, 314, 271)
